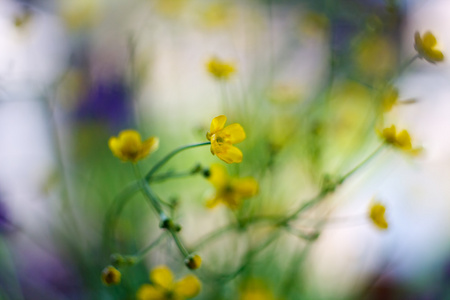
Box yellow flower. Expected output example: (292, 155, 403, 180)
(380, 125, 421, 155)
(137, 265, 201, 300)
(101, 266, 121, 286)
(206, 164, 258, 210)
(109, 130, 159, 163)
(206, 115, 246, 164)
(369, 202, 388, 230)
(206, 57, 236, 80)
(414, 31, 444, 63)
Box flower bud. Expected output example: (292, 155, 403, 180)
(185, 254, 202, 270)
(101, 266, 121, 286)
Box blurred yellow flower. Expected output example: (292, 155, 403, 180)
(101, 266, 121, 286)
(240, 279, 276, 300)
(109, 130, 159, 163)
(59, 0, 100, 30)
(369, 202, 388, 230)
(414, 31, 444, 63)
(207, 115, 246, 163)
(206, 57, 236, 80)
(380, 125, 421, 155)
(206, 164, 258, 210)
(137, 265, 201, 300)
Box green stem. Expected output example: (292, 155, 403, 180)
(338, 143, 385, 184)
(170, 230, 190, 258)
(134, 233, 167, 262)
(145, 142, 211, 181)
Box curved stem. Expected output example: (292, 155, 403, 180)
(144, 142, 211, 181)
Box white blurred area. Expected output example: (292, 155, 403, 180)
(0, 0, 450, 298)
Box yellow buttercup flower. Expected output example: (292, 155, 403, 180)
(109, 130, 159, 163)
(414, 31, 444, 63)
(206, 57, 236, 80)
(137, 265, 201, 300)
(206, 164, 258, 210)
(101, 266, 121, 286)
(369, 202, 388, 230)
(207, 115, 246, 164)
(380, 125, 421, 155)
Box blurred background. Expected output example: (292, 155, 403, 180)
(1, 0, 450, 299)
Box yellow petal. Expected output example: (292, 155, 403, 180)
(426, 49, 444, 62)
(150, 266, 174, 290)
(208, 164, 228, 189)
(205, 196, 222, 209)
(108, 136, 121, 157)
(381, 125, 396, 144)
(423, 31, 437, 48)
(222, 123, 246, 144)
(210, 115, 227, 134)
(233, 178, 258, 198)
(173, 275, 201, 299)
(216, 145, 243, 164)
(136, 284, 166, 300)
(414, 31, 422, 49)
(369, 202, 388, 230)
(396, 130, 412, 150)
(140, 136, 160, 159)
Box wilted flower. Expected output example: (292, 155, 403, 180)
(206, 57, 236, 80)
(207, 115, 246, 164)
(369, 202, 388, 230)
(205, 164, 258, 210)
(109, 130, 159, 163)
(414, 31, 444, 63)
(137, 265, 201, 300)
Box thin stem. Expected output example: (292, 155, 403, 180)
(170, 230, 190, 258)
(144, 142, 211, 181)
(339, 143, 385, 183)
(134, 233, 167, 262)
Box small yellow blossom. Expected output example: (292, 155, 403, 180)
(207, 115, 246, 164)
(206, 57, 236, 80)
(369, 202, 388, 230)
(137, 265, 201, 300)
(185, 254, 202, 270)
(380, 125, 421, 155)
(109, 130, 159, 163)
(101, 266, 121, 286)
(206, 164, 258, 210)
(414, 31, 444, 63)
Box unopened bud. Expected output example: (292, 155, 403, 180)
(101, 266, 121, 286)
(185, 254, 202, 270)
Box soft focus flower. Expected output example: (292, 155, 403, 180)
(137, 265, 201, 300)
(240, 279, 276, 300)
(369, 202, 388, 230)
(414, 31, 444, 63)
(380, 125, 421, 155)
(59, 0, 101, 31)
(206, 57, 236, 80)
(109, 130, 159, 163)
(206, 115, 246, 164)
(206, 164, 258, 210)
(185, 254, 202, 270)
(101, 266, 121, 286)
